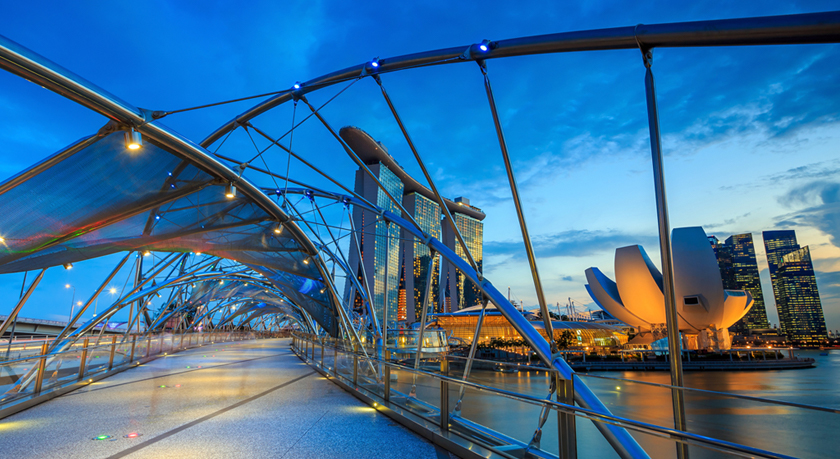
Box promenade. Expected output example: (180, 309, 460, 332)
(0, 339, 445, 459)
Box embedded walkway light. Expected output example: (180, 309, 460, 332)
(124, 128, 142, 150)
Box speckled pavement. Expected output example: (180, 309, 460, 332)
(0, 338, 446, 459)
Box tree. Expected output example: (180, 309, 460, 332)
(555, 330, 575, 350)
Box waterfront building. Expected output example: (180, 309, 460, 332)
(762, 231, 828, 343)
(441, 199, 484, 312)
(586, 227, 754, 351)
(401, 192, 441, 321)
(340, 126, 485, 324)
(430, 305, 627, 348)
(344, 162, 403, 330)
(709, 234, 770, 332)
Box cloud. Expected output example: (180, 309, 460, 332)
(776, 181, 840, 248)
(485, 229, 658, 261)
(562, 275, 574, 282)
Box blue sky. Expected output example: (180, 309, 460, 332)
(1, 1, 839, 332)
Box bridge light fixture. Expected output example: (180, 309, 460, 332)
(273, 224, 283, 235)
(143, 250, 151, 256)
(109, 287, 117, 294)
(63, 263, 73, 270)
(225, 182, 236, 199)
(292, 82, 301, 90)
(478, 39, 492, 52)
(155, 214, 161, 221)
(125, 128, 143, 150)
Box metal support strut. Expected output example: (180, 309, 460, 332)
(640, 44, 689, 459)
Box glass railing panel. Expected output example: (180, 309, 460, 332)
(0, 356, 41, 398)
(113, 340, 133, 366)
(41, 349, 83, 391)
(356, 356, 384, 397)
(334, 348, 355, 383)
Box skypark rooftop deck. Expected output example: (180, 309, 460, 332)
(0, 339, 443, 459)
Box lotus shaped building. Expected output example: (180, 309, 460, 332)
(585, 227, 753, 350)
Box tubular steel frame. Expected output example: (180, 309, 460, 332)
(0, 10, 838, 459)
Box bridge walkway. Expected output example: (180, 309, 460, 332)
(0, 338, 446, 459)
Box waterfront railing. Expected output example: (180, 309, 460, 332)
(292, 332, 830, 459)
(0, 330, 282, 418)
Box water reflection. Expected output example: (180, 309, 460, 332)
(447, 350, 838, 458)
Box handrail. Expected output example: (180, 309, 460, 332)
(0, 331, 274, 418)
(575, 372, 840, 414)
(292, 332, 798, 459)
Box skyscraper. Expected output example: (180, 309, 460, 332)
(401, 192, 441, 322)
(341, 126, 485, 326)
(345, 163, 403, 330)
(709, 233, 770, 333)
(442, 203, 484, 312)
(726, 234, 770, 331)
(763, 230, 828, 343)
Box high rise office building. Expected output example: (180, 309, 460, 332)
(442, 202, 484, 312)
(345, 163, 403, 331)
(763, 230, 828, 343)
(401, 192, 441, 322)
(709, 234, 770, 332)
(341, 126, 485, 325)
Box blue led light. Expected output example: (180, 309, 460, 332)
(479, 44, 488, 52)
(169, 183, 176, 189)
(155, 215, 161, 220)
(276, 189, 281, 195)
(167, 172, 172, 176)
(371, 60, 379, 68)
(293, 82, 301, 90)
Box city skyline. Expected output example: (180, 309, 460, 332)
(343, 127, 485, 328)
(0, 2, 838, 333)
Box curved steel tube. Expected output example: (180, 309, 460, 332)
(0, 33, 348, 334)
(280, 187, 647, 458)
(202, 10, 840, 147)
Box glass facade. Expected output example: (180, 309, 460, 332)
(763, 231, 827, 343)
(453, 213, 483, 309)
(709, 234, 770, 332)
(726, 234, 770, 331)
(776, 247, 828, 343)
(373, 166, 403, 330)
(404, 193, 441, 321)
(346, 164, 403, 330)
(432, 312, 627, 348)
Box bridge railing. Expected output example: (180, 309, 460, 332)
(0, 330, 278, 418)
(291, 332, 800, 459)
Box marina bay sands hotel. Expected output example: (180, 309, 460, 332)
(340, 126, 485, 329)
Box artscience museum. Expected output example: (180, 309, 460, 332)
(585, 227, 754, 351)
